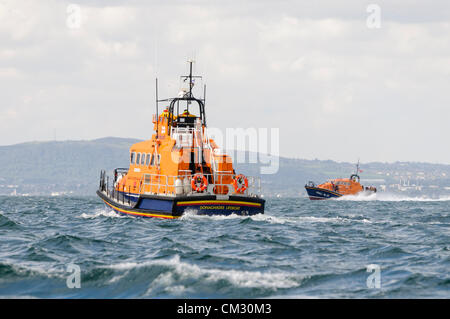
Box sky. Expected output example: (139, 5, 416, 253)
(1, 0, 450, 164)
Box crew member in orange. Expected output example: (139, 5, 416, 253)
(160, 107, 170, 118)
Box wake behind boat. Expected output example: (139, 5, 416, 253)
(305, 162, 377, 200)
(96, 61, 265, 218)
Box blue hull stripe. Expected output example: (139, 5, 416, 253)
(305, 186, 342, 200)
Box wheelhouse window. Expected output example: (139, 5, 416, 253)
(146, 153, 151, 166)
(136, 153, 141, 166)
(130, 152, 136, 164)
(141, 153, 146, 165)
(150, 154, 155, 166)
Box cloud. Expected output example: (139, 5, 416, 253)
(0, 0, 449, 163)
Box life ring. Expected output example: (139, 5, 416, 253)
(233, 174, 248, 193)
(191, 173, 208, 192)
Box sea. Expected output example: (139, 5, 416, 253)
(0, 194, 449, 298)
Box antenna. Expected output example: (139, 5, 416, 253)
(154, 27, 158, 77)
(155, 78, 159, 137)
(188, 59, 194, 98)
(203, 84, 206, 104)
(355, 158, 360, 175)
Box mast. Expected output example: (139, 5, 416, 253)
(355, 158, 360, 176)
(160, 60, 206, 133)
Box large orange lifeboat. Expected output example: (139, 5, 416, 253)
(96, 61, 265, 218)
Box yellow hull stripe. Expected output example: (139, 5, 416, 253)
(177, 200, 261, 207)
(101, 198, 178, 219)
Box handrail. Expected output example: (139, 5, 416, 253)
(100, 169, 262, 200)
(137, 172, 261, 196)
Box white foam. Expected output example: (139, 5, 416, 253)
(298, 216, 348, 223)
(335, 192, 378, 201)
(249, 214, 291, 224)
(102, 261, 143, 270)
(258, 214, 370, 224)
(376, 194, 450, 202)
(180, 210, 257, 221)
(107, 271, 129, 284)
(181, 212, 370, 225)
(335, 192, 450, 202)
(179, 210, 296, 224)
(79, 208, 126, 219)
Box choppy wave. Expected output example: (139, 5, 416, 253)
(180, 210, 370, 225)
(0, 196, 448, 298)
(0, 213, 21, 228)
(0, 262, 65, 281)
(101, 255, 300, 296)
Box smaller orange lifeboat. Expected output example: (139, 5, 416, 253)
(305, 162, 377, 200)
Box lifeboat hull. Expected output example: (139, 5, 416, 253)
(97, 190, 264, 219)
(304, 186, 342, 200)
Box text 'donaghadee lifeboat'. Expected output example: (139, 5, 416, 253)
(96, 61, 265, 218)
(304, 162, 377, 200)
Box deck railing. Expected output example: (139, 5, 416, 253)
(99, 169, 135, 206)
(99, 169, 261, 205)
(136, 172, 261, 197)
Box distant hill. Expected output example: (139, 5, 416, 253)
(0, 137, 140, 195)
(1, 137, 450, 197)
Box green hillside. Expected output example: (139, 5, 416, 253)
(1, 137, 450, 197)
(0, 137, 140, 195)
